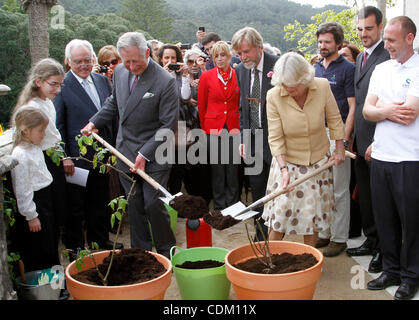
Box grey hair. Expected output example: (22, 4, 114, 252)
(65, 39, 95, 62)
(231, 27, 263, 51)
(183, 48, 206, 64)
(263, 43, 276, 55)
(271, 52, 314, 87)
(117, 32, 148, 57)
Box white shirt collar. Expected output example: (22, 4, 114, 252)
(71, 70, 93, 84)
(256, 52, 264, 73)
(365, 39, 383, 56)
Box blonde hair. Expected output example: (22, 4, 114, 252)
(271, 52, 314, 87)
(13, 58, 64, 121)
(12, 107, 49, 149)
(231, 27, 263, 51)
(211, 41, 231, 60)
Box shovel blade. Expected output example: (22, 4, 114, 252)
(221, 202, 260, 221)
(159, 192, 183, 205)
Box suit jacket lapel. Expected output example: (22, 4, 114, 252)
(356, 42, 385, 85)
(66, 71, 98, 114)
(121, 61, 154, 124)
(91, 73, 107, 106)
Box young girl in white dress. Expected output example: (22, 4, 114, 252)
(10, 107, 59, 271)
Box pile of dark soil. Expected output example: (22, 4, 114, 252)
(203, 210, 241, 230)
(170, 194, 209, 219)
(175, 260, 224, 269)
(234, 252, 318, 275)
(72, 248, 166, 286)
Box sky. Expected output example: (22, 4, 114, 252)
(289, 0, 404, 19)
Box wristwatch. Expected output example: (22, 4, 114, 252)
(343, 140, 350, 149)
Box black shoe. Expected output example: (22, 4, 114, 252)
(394, 282, 419, 300)
(367, 273, 401, 291)
(368, 251, 383, 273)
(346, 240, 374, 256)
(99, 240, 124, 250)
(59, 289, 70, 300)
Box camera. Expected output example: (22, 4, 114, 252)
(200, 53, 211, 62)
(168, 64, 181, 71)
(193, 72, 199, 80)
(181, 43, 191, 50)
(99, 65, 108, 73)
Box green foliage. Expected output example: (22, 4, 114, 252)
(121, 0, 173, 42)
(284, 8, 361, 59)
(109, 196, 128, 229)
(1, 0, 23, 13)
(8, 251, 20, 283)
(46, 142, 65, 166)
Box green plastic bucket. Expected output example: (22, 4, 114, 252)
(170, 246, 231, 300)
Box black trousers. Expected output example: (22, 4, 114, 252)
(354, 155, 380, 250)
(371, 159, 419, 285)
(247, 133, 270, 240)
(207, 133, 240, 211)
(14, 185, 60, 272)
(43, 152, 68, 227)
(65, 170, 110, 249)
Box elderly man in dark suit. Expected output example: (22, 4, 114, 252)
(231, 27, 279, 240)
(55, 39, 122, 252)
(83, 32, 178, 258)
(346, 6, 390, 273)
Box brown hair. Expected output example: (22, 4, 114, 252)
(388, 16, 417, 37)
(157, 44, 183, 66)
(97, 45, 121, 66)
(12, 107, 49, 149)
(13, 58, 64, 116)
(316, 22, 345, 49)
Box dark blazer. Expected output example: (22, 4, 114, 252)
(90, 59, 179, 173)
(54, 71, 113, 170)
(354, 41, 390, 157)
(235, 51, 279, 164)
(197, 67, 240, 134)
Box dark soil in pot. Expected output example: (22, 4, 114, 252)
(169, 194, 209, 219)
(71, 248, 166, 286)
(234, 252, 318, 274)
(175, 260, 224, 269)
(203, 210, 240, 230)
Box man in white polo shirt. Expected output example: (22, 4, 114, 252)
(363, 16, 419, 300)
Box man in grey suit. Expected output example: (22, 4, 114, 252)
(346, 6, 390, 273)
(82, 32, 178, 258)
(231, 27, 279, 240)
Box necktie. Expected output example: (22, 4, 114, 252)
(250, 68, 260, 130)
(130, 75, 138, 93)
(82, 79, 100, 110)
(362, 51, 368, 69)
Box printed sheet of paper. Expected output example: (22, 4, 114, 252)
(65, 167, 89, 187)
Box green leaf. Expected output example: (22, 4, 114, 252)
(118, 197, 128, 213)
(99, 164, 106, 174)
(80, 145, 87, 156)
(108, 198, 117, 211)
(91, 242, 99, 250)
(115, 211, 122, 221)
(111, 214, 115, 228)
(92, 154, 98, 169)
(111, 155, 117, 166)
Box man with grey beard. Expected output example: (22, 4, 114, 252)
(231, 27, 279, 240)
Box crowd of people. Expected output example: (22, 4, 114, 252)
(6, 5, 419, 300)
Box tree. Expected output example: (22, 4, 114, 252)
(21, 0, 58, 65)
(121, 0, 172, 41)
(1, 0, 23, 13)
(284, 9, 360, 59)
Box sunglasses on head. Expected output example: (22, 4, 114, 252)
(102, 59, 119, 67)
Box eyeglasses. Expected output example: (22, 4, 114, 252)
(187, 59, 198, 65)
(71, 58, 93, 66)
(45, 81, 62, 89)
(102, 59, 119, 67)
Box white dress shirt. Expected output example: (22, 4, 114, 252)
(26, 97, 62, 150)
(71, 70, 101, 109)
(11, 143, 53, 221)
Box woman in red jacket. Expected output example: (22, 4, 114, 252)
(198, 41, 240, 211)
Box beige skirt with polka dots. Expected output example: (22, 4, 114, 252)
(262, 155, 334, 235)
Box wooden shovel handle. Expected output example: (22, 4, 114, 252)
(91, 132, 162, 191)
(259, 150, 356, 206)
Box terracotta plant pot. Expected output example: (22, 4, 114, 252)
(65, 250, 172, 300)
(225, 240, 323, 300)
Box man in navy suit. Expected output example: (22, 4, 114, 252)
(55, 39, 122, 252)
(231, 27, 279, 240)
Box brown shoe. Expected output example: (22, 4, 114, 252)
(315, 238, 330, 248)
(323, 241, 347, 257)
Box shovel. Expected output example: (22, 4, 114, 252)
(91, 132, 182, 204)
(221, 151, 356, 220)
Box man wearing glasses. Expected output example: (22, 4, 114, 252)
(54, 39, 122, 257)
